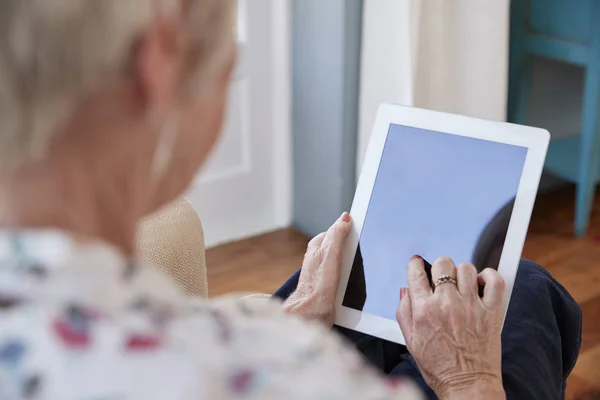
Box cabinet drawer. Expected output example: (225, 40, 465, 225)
(527, 0, 592, 43)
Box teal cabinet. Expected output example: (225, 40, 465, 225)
(508, 0, 600, 236)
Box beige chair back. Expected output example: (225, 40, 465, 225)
(137, 197, 208, 298)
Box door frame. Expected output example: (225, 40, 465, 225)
(189, 0, 292, 248)
(271, 0, 292, 229)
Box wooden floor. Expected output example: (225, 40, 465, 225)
(207, 185, 600, 399)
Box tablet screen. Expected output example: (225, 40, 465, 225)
(342, 124, 528, 320)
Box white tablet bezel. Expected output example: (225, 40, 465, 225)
(335, 104, 550, 345)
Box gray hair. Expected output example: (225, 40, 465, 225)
(0, 0, 235, 168)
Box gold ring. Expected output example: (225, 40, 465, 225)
(434, 274, 457, 288)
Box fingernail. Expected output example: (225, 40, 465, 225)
(400, 288, 407, 300)
(340, 212, 351, 223)
(410, 254, 422, 260)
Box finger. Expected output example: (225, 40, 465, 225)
(477, 268, 506, 309)
(319, 213, 353, 283)
(431, 257, 458, 295)
(457, 262, 478, 297)
(407, 256, 433, 299)
(396, 287, 413, 341)
(321, 213, 352, 262)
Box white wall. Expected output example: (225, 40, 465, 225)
(357, 0, 416, 175)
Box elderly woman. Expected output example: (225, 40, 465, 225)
(0, 1, 580, 399)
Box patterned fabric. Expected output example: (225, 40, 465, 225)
(0, 230, 423, 400)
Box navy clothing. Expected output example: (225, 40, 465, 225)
(274, 260, 582, 399)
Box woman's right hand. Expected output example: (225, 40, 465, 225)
(396, 256, 506, 400)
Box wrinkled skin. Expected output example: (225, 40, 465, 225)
(283, 213, 352, 327)
(284, 217, 506, 399)
(397, 256, 506, 399)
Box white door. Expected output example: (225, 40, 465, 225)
(186, 0, 291, 248)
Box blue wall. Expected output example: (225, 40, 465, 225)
(292, 0, 363, 237)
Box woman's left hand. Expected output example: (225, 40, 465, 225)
(283, 212, 352, 326)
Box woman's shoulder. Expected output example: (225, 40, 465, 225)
(0, 230, 422, 399)
(173, 295, 424, 399)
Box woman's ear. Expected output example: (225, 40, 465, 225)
(136, 14, 184, 115)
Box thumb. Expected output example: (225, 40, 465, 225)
(322, 212, 353, 262)
(319, 212, 352, 285)
(396, 287, 413, 342)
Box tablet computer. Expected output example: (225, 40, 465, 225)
(335, 104, 549, 345)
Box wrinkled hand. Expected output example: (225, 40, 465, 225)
(396, 256, 506, 400)
(283, 212, 352, 326)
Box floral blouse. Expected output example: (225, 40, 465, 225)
(0, 230, 422, 400)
